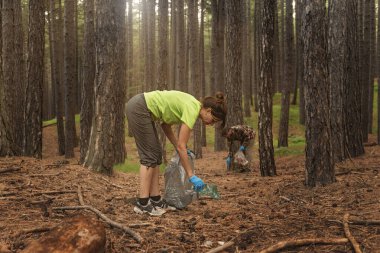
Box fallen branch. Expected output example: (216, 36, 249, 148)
(350, 220, 380, 226)
(32, 190, 77, 196)
(53, 205, 143, 243)
(343, 213, 363, 253)
(0, 167, 21, 174)
(29, 172, 61, 177)
(16, 227, 52, 237)
(101, 177, 124, 189)
(328, 219, 380, 226)
(258, 238, 348, 253)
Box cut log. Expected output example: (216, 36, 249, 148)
(20, 216, 106, 253)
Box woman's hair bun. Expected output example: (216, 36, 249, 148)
(215, 91, 224, 101)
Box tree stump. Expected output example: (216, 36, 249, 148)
(21, 216, 106, 253)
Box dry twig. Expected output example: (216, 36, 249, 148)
(101, 177, 124, 189)
(52, 184, 143, 243)
(258, 238, 349, 253)
(0, 167, 21, 174)
(343, 213, 363, 253)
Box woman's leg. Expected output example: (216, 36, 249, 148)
(139, 165, 156, 198)
(149, 166, 160, 197)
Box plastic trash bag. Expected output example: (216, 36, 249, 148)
(198, 184, 221, 199)
(164, 152, 196, 209)
(234, 150, 249, 167)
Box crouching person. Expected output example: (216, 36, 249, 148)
(222, 125, 256, 172)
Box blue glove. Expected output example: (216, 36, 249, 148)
(187, 148, 194, 156)
(239, 145, 246, 151)
(189, 175, 205, 192)
(226, 156, 231, 169)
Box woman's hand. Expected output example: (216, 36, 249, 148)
(189, 175, 205, 192)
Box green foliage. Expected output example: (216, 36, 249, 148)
(42, 114, 81, 127)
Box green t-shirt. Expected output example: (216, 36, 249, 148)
(144, 90, 201, 129)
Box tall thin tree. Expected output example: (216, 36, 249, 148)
(80, 0, 95, 163)
(157, 0, 169, 163)
(258, 0, 276, 177)
(225, 0, 243, 130)
(64, 0, 77, 158)
(302, 0, 335, 186)
(344, 0, 364, 157)
(278, 0, 293, 148)
(50, 0, 65, 155)
(24, 0, 45, 158)
(211, 0, 226, 151)
(84, 0, 127, 173)
(0, 0, 24, 156)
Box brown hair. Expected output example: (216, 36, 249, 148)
(201, 91, 227, 127)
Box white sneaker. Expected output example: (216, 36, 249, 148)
(133, 200, 166, 216)
(151, 198, 177, 211)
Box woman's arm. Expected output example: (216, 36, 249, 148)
(161, 123, 194, 178)
(176, 124, 194, 178)
(161, 123, 178, 147)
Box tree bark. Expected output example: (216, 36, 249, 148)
(84, 0, 126, 174)
(225, 0, 244, 131)
(302, 0, 335, 186)
(328, 0, 346, 162)
(80, 0, 96, 164)
(278, 0, 293, 148)
(0, 0, 24, 156)
(258, 0, 276, 177)
(64, 0, 77, 158)
(344, 0, 364, 157)
(24, 0, 45, 158)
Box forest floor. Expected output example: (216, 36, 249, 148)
(0, 125, 380, 253)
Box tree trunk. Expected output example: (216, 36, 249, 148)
(64, 0, 77, 158)
(20, 216, 106, 253)
(344, 0, 364, 156)
(211, 0, 226, 151)
(158, 0, 169, 163)
(126, 0, 134, 98)
(367, 0, 375, 134)
(328, 0, 346, 162)
(50, 0, 65, 155)
(169, 0, 177, 90)
(253, 0, 260, 112)
(361, 0, 370, 142)
(225, 1, 243, 133)
(296, 0, 305, 125)
(199, 0, 207, 147)
(302, 0, 335, 187)
(0, 0, 23, 156)
(242, 0, 251, 118)
(84, 0, 126, 174)
(278, 0, 293, 148)
(147, 0, 156, 90)
(80, 0, 95, 164)
(187, 0, 202, 158)
(24, 0, 45, 159)
(176, 0, 185, 91)
(13, 0, 25, 150)
(258, 0, 276, 177)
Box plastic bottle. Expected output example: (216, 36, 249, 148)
(198, 184, 220, 199)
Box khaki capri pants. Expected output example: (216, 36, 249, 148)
(126, 94, 162, 167)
